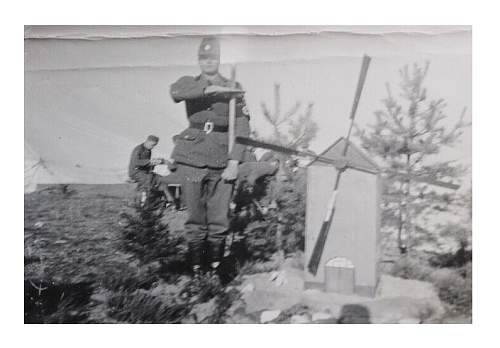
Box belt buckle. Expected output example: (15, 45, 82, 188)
(203, 121, 214, 134)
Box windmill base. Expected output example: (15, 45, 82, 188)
(304, 281, 377, 298)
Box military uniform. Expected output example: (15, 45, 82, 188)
(170, 70, 250, 267)
(129, 142, 175, 203)
(128, 143, 160, 191)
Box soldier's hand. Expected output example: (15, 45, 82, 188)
(151, 158, 164, 166)
(221, 160, 239, 182)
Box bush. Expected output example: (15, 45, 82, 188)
(100, 198, 241, 323)
(24, 280, 94, 323)
(233, 169, 307, 262)
(102, 274, 239, 324)
(390, 256, 433, 281)
(107, 287, 188, 323)
(390, 256, 472, 317)
(240, 220, 279, 260)
(429, 263, 472, 316)
(25, 184, 242, 323)
(119, 201, 186, 268)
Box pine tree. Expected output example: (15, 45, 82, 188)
(120, 193, 185, 267)
(257, 83, 318, 174)
(436, 187, 472, 251)
(356, 62, 469, 254)
(238, 83, 317, 258)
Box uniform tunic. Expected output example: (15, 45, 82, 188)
(128, 143, 156, 191)
(170, 73, 251, 265)
(170, 74, 250, 167)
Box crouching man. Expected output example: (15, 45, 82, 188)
(128, 135, 175, 206)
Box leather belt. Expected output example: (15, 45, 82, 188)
(190, 121, 228, 134)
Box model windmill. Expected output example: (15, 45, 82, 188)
(236, 55, 459, 296)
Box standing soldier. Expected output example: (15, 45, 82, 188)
(170, 37, 250, 273)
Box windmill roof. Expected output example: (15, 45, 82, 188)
(307, 137, 380, 174)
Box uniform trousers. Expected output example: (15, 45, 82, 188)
(131, 171, 174, 202)
(177, 163, 233, 266)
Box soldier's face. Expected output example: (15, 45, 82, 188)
(144, 141, 158, 150)
(199, 56, 220, 75)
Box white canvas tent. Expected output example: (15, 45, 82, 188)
(24, 142, 41, 193)
(24, 26, 471, 192)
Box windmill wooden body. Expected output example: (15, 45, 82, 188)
(304, 138, 381, 296)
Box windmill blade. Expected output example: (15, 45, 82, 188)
(386, 170, 460, 190)
(236, 136, 302, 156)
(235, 136, 378, 174)
(409, 175, 459, 190)
(236, 137, 461, 190)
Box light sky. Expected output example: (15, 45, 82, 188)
(24, 26, 471, 186)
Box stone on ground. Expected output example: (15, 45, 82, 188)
(397, 318, 421, 324)
(240, 283, 255, 293)
(290, 313, 311, 324)
(190, 298, 217, 323)
(312, 311, 334, 322)
(260, 310, 281, 323)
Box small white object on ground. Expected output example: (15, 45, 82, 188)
(269, 270, 287, 286)
(211, 261, 220, 269)
(269, 271, 279, 281)
(397, 318, 421, 324)
(275, 271, 288, 286)
(190, 298, 217, 323)
(312, 311, 333, 322)
(260, 310, 281, 323)
(290, 314, 310, 324)
(34, 221, 45, 229)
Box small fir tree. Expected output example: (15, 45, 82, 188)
(236, 83, 316, 258)
(120, 192, 185, 267)
(356, 62, 469, 254)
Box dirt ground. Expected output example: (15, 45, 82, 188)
(25, 184, 185, 280)
(24, 184, 191, 322)
(24, 184, 469, 324)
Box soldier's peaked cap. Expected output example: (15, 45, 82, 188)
(198, 37, 220, 58)
(146, 135, 159, 142)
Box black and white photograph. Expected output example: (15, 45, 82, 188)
(24, 25, 472, 324)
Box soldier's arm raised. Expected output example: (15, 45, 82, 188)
(170, 76, 208, 103)
(205, 85, 244, 96)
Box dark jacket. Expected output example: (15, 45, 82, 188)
(128, 144, 153, 178)
(170, 73, 251, 168)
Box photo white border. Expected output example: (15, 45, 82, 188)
(4, 0, 497, 347)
